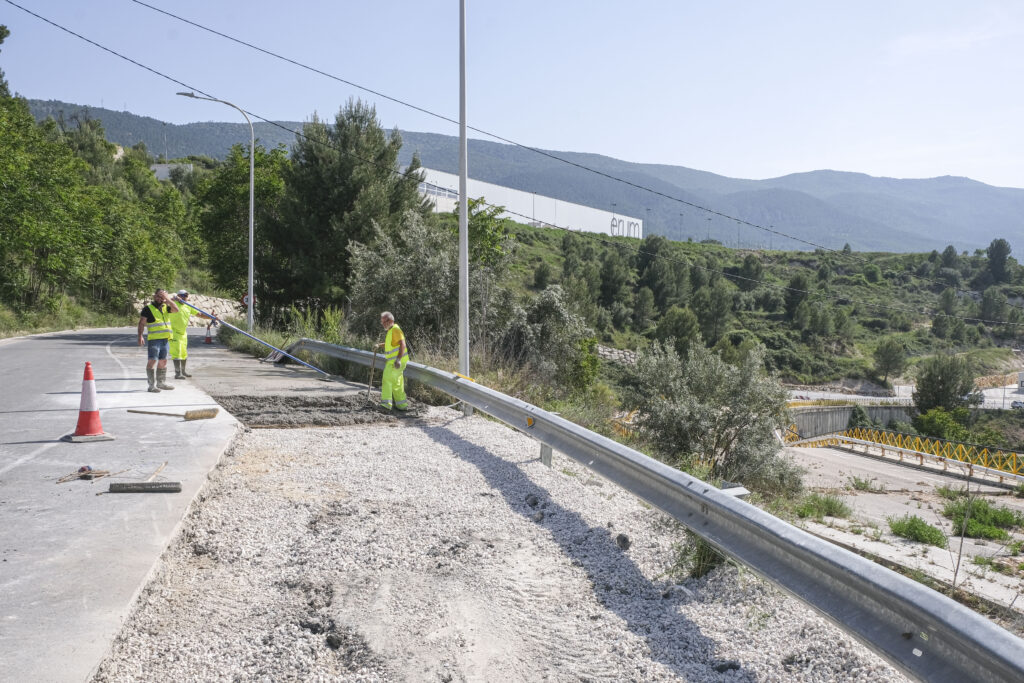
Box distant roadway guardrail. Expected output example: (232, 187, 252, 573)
(791, 428, 1024, 484)
(284, 338, 1024, 683)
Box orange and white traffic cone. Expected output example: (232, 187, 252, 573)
(204, 324, 214, 344)
(63, 362, 115, 442)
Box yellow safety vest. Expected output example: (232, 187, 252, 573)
(169, 305, 193, 336)
(146, 303, 173, 340)
(384, 323, 409, 361)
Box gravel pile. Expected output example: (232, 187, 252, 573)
(93, 407, 904, 682)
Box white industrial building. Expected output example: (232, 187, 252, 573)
(418, 168, 643, 239)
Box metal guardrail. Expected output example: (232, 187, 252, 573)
(829, 427, 1021, 477)
(788, 397, 915, 408)
(284, 338, 1024, 683)
(790, 432, 1024, 486)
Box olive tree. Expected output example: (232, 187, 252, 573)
(625, 342, 801, 497)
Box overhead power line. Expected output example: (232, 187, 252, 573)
(7, 0, 1022, 331)
(124, 0, 1024, 312)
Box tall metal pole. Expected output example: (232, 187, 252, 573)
(458, 0, 471, 415)
(177, 92, 255, 332)
(246, 115, 255, 333)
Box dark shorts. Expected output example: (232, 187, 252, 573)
(147, 338, 170, 360)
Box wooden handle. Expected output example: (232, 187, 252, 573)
(127, 409, 183, 418)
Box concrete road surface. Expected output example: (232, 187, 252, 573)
(0, 327, 239, 682)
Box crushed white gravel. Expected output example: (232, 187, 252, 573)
(93, 406, 905, 682)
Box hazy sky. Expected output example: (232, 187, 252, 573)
(4, 1, 1023, 188)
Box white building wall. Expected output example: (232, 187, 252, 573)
(149, 163, 193, 181)
(418, 168, 642, 238)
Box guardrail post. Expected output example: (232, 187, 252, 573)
(540, 443, 552, 467)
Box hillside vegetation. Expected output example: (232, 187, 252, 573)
(26, 98, 1024, 254)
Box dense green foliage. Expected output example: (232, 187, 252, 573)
(506, 223, 1024, 386)
(942, 497, 1024, 541)
(262, 99, 431, 314)
(913, 355, 977, 412)
(195, 143, 289, 297)
(887, 515, 947, 547)
(624, 342, 801, 496)
(27, 100, 1024, 254)
(0, 32, 184, 325)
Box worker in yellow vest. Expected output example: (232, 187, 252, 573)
(374, 311, 410, 411)
(169, 290, 211, 379)
(137, 288, 179, 392)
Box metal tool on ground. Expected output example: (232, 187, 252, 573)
(103, 461, 178, 494)
(364, 348, 378, 403)
(56, 466, 127, 484)
(176, 300, 330, 378)
(127, 408, 219, 421)
(108, 481, 182, 493)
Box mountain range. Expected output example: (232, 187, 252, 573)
(27, 99, 1024, 253)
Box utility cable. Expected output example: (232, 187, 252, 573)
(127, 0, 1019, 312)
(8, 0, 1021, 330)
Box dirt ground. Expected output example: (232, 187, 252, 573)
(213, 393, 411, 429)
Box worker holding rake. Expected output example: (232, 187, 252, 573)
(169, 290, 211, 379)
(374, 311, 410, 411)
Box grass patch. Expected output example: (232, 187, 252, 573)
(935, 484, 967, 500)
(887, 515, 947, 547)
(666, 533, 727, 580)
(0, 299, 134, 339)
(848, 476, 884, 492)
(795, 493, 851, 520)
(942, 498, 1024, 540)
(972, 555, 1008, 573)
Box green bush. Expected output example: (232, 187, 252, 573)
(796, 493, 851, 520)
(942, 498, 1023, 540)
(625, 342, 801, 499)
(887, 515, 947, 547)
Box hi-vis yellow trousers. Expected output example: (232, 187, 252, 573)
(380, 356, 409, 410)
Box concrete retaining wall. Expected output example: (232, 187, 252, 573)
(793, 406, 912, 439)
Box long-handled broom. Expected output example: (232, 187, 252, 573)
(127, 408, 219, 420)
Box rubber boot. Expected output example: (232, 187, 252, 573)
(156, 367, 175, 390)
(181, 359, 193, 378)
(147, 368, 160, 393)
(173, 359, 184, 379)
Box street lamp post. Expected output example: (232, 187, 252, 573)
(177, 92, 255, 332)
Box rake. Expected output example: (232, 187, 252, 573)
(364, 349, 378, 404)
(127, 408, 220, 421)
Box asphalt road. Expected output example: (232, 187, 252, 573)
(0, 327, 238, 683)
